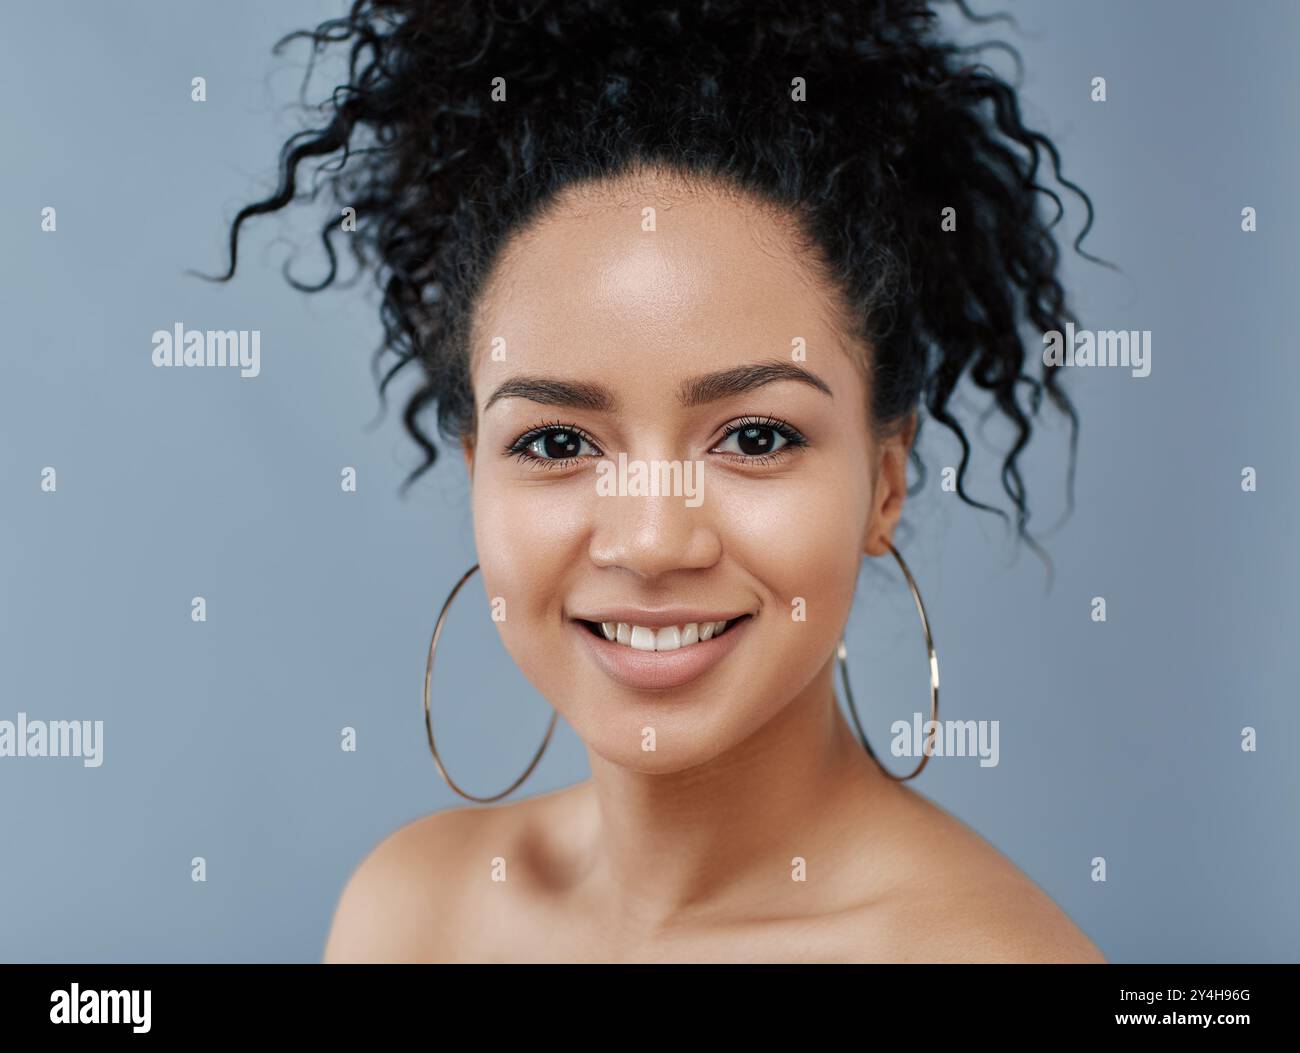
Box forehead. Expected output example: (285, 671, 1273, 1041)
(469, 169, 859, 386)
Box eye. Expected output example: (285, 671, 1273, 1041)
(713, 417, 807, 459)
(507, 424, 602, 463)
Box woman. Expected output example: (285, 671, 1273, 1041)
(211, 0, 1107, 962)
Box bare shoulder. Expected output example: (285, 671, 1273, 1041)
(321, 806, 484, 962)
(321, 784, 585, 963)
(862, 784, 1107, 964)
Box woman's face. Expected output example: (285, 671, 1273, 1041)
(465, 170, 910, 773)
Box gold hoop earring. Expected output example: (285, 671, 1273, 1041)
(837, 541, 939, 782)
(423, 563, 559, 803)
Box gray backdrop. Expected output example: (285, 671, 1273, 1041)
(1, 0, 1296, 962)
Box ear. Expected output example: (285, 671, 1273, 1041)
(864, 410, 917, 557)
(461, 433, 476, 480)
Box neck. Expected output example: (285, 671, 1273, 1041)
(576, 658, 893, 931)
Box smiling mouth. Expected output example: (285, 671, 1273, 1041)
(578, 617, 749, 652)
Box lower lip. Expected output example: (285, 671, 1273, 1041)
(573, 618, 752, 691)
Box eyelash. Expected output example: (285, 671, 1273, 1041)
(711, 416, 809, 465)
(505, 421, 604, 469)
(504, 416, 809, 469)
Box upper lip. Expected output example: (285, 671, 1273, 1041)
(570, 607, 753, 628)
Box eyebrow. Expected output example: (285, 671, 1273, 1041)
(483, 359, 832, 413)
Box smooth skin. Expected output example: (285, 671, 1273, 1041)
(324, 166, 1106, 963)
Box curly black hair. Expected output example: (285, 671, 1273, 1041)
(201, 0, 1110, 571)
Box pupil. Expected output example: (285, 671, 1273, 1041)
(738, 426, 773, 455)
(543, 431, 579, 458)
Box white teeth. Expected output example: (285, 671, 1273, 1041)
(598, 619, 735, 651)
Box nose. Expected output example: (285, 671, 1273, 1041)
(588, 486, 722, 579)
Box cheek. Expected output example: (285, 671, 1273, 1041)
(471, 470, 591, 622)
(712, 463, 872, 624)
